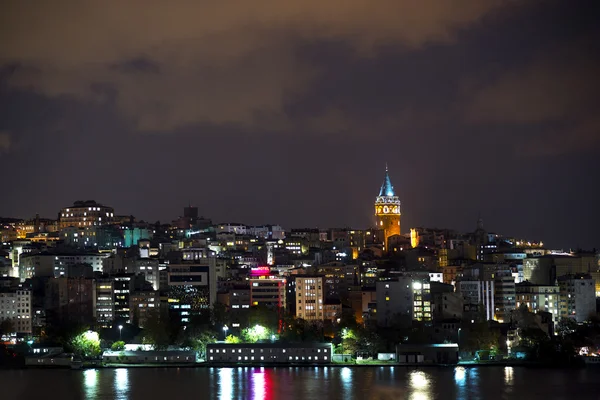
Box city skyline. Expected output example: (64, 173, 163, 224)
(1, 0, 599, 250)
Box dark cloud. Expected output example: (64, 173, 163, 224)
(465, 37, 600, 156)
(0, 130, 11, 152)
(0, 0, 506, 132)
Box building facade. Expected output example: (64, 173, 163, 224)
(295, 276, 325, 321)
(207, 343, 332, 364)
(0, 289, 32, 334)
(58, 200, 115, 230)
(558, 274, 596, 323)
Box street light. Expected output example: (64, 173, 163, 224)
(118, 325, 123, 340)
(223, 325, 229, 340)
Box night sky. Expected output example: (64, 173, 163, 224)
(1, 1, 598, 249)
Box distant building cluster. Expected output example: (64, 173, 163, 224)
(1, 168, 599, 350)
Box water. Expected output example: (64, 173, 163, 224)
(1, 366, 599, 399)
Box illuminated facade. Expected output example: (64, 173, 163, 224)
(295, 276, 325, 321)
(58, 200, 115, 230)
(249, 267, 286, 309)
(374, 166, 401, 250)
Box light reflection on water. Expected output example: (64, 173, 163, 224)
(218, 368, 234, 400)
(83, 369, 98, 399)
(408, 370, 432, 400)
(114, 368, 129, 399)
(340, 367, 352, 398)
(57, 365, 600, 400)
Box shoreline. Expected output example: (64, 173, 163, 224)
(15, 360, 587, 370)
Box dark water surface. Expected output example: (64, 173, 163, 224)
(1, 366, 599, 399)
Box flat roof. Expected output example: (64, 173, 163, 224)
(208, 342, 331, 349)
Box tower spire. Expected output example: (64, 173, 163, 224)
(379, 165, 395, 197)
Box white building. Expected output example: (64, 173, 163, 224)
(558, 274, 596, 323)
(0, 289, 32, 334)
(295, 276, 325, 321)
(216, 223, 247, 235)
(20, 252, 110, 281)
(248, 225, 286, 240)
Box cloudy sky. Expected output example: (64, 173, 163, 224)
(1, 0, 598, 249)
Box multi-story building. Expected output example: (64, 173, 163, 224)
(113, 275, 134, 323)
(168, 259, 218, 325)
(295, 276, 325, 321)
(0, 289, 32, 334)
(457, 280, 495, 321)
(515, 282, 560, 325)
(432, 291, 463, 321)
(20, 252, 110, 280)
(215, 223, 247, 235)
(374, 166, 401, 251)
(61, 225, 124, 249)
(94, 279, 115, 328)
(324, 301, 342, 322)
(129, 291, 160, 328)
(249, 268, 286, 309)
(494, 267, 516, 323)
(58, 200, 115, 230)
(558, 274, 596, 323)
(94, 274, 144, 327)
(376, 276, 431, 327)
(311, 262, 360, 302)
(523, 254, 598, 285)
(45, 277, 94, 326)
(228, 285, 251, 310)
(134, 258, 160, 291)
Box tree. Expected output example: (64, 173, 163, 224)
(72, 331, 101, 358)
(242, 325, 272, 343)
(460, 322, 500, 353)
(358, 330, 383, 357)
(142, 309, 171, 350)
(0, 319, 15, 336)
(111, 341, 125, 351)
(225, 334, 241, 344)
(556, 318, 578, 338)
(211, 302, 229, 327)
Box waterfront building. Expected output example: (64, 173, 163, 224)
(207, 342, 332, 364)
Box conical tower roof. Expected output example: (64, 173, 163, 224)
(378, 165, 395, 197)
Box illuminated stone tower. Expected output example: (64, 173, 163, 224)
(374, 165, 401, 250)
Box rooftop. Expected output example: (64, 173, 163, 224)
(378, 166, 395, 197)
